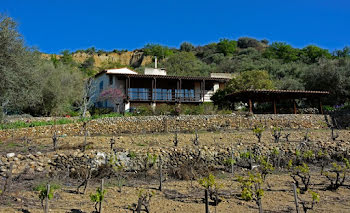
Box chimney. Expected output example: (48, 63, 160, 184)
(154, 56, 157, 69)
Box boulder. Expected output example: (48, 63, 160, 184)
(6, 153, 15, 158)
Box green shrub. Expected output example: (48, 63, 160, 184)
(323, 158, 350, 190)
(289, 162, 311, 193)
(237, 172, 264, 210)
(253, 126, 264, 143)
(91, 112, 123, 119)
(240, 151, 253, 159)
(259, 156, 274, 181)
(90, 187, 106, 213)
(136, 105, 153, 116)
(34, 183, 61, 209)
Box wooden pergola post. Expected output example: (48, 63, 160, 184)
(151, 78, 155, 101)
(125, 76, 130, 102)
(248, 99, 253, 113)
(273, 99, 277, 114)
(179, 78, 182, 104)
(319, 99, 324, 115)
(176, 79, 179, 102)
(226, 90, 329, 114)
(201, 80, 205, 102)
(154, 77, 157, 101)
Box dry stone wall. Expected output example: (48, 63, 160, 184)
(0, 114, 332, 141)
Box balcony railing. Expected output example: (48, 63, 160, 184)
(128, 88, 204, 102)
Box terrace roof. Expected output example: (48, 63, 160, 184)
(95, 70, 229, 82)
(226, 89, 329, 102)
(226, 89, 330, 114)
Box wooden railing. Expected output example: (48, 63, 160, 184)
(127, 88, 205, 102)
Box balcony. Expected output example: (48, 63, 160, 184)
(127, 88, 205, 103)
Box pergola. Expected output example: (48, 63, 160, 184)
(226, 89, 329, 114)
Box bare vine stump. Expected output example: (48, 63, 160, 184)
(3, 163, 13, 193)
(99, 179, 104, 213)
(258, 198, 263, 213)
(77, 166, 91, 194)
(231, 149, 234, 175)
(45, 184, 50, 213)
(249, 148, 253, 170)
(83, 168, 91, 194)
(159, 156, 163, 191)
(82, 121, 88, 152)
(293, 184, 300, 213)
(52, 131, 58, 151)
(110, 136, 115, 150)
(205, 189, 210, 213)
(136, 197, 142, 213)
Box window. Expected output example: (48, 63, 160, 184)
(109, 76, 113, 85)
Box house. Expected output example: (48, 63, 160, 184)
(92, 67, 231, 113)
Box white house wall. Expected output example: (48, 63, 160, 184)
(92, 73, 126, 112)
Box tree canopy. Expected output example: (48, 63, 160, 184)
(0, 14, 84, 118)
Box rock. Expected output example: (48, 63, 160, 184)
(0, 157, 6, 163)
(27, 154, 36, 160)
(6, 153, 15, 158)
(36, 166, 44, 172)
(29, 162, 36, 168)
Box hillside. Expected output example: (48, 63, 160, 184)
(42, 50, 153, 68)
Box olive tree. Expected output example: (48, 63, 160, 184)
(0, 14, 41, 120)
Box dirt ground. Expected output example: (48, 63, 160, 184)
(1, 170, 350, 213)
(2, 129, 350, 155)
(1, 129, 350, 213)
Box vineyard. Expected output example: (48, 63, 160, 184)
(1, 128, 350, 213)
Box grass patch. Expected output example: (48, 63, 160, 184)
(33, 182, 61, 192)
(0, 112, 128, 130)
(0, 118, 73, 130)
(90, 112, 124, 120)
(7, 142, 21, 148)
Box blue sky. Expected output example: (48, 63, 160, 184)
(1, 0, 349, 53)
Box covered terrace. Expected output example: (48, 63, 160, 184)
(225, 89, 329, 114)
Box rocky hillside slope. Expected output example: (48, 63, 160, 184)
(42, 50, 153, 68)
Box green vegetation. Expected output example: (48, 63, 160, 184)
(2, 13, 350, 120)
(33, 183, 61, 210)
(198, 173, 222, 191)
(288, 161, 311, 193)
(143, 43, 174, 59)
(323, 158, 350, 190)
(0, 113, 127, 130)
(90, 187, 106, 213)
(0, 118, 73, 130)
(237, 172, 264, 212)
(253, 126, 264, 143)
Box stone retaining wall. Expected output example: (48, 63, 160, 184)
(1, 137, 348, 177)
(0, 114, 332, 140)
